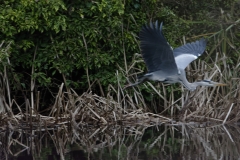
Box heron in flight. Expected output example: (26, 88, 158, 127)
(125, 21, 226, 91)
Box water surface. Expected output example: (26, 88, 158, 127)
(1, 123, 239, 159)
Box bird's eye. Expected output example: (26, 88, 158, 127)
(202, 80, 210, 83)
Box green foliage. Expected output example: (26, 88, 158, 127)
(0, 0, 147, 92)
(0, 0, 67, 35)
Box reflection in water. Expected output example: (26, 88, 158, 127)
(0, 124, 240, 159)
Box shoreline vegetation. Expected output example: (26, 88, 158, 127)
(0, 41, 239, 129)
(0, 1, 240, 129)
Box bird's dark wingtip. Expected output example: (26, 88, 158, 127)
(155, 20, 158, 29)
(200, 38, 208, 43)
(159, 21, 163, 32)
(149, 20, 154, 29)
(200, 38, 207, 48)
(143, 20, 164, 31)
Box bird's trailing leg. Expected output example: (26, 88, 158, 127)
(123, 74, 150, 90)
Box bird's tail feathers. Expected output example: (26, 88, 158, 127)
(137, 74, 151, 83)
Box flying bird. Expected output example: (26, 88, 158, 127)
(125, 21, 226, 91)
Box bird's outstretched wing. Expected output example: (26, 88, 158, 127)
(173, 38, 207, 70)
(139, 21, 178, 74)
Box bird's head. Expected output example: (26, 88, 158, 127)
(188, 80, 227, 91)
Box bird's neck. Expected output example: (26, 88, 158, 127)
(178, 69, 201, 91)
(182, 81, 208, 91)
(181, 81, 196, 91)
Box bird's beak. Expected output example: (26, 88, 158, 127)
(213, 82, 227, 86)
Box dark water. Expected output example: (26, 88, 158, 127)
(1, 123, 239, 160)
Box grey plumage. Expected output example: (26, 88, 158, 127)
(125, 21, 226, 91)
(173, 38, 207, 70)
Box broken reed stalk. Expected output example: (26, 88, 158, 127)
(223, 103, 234, 124)
(30, 44, 38, 114)
(82, 32, 91, 91)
